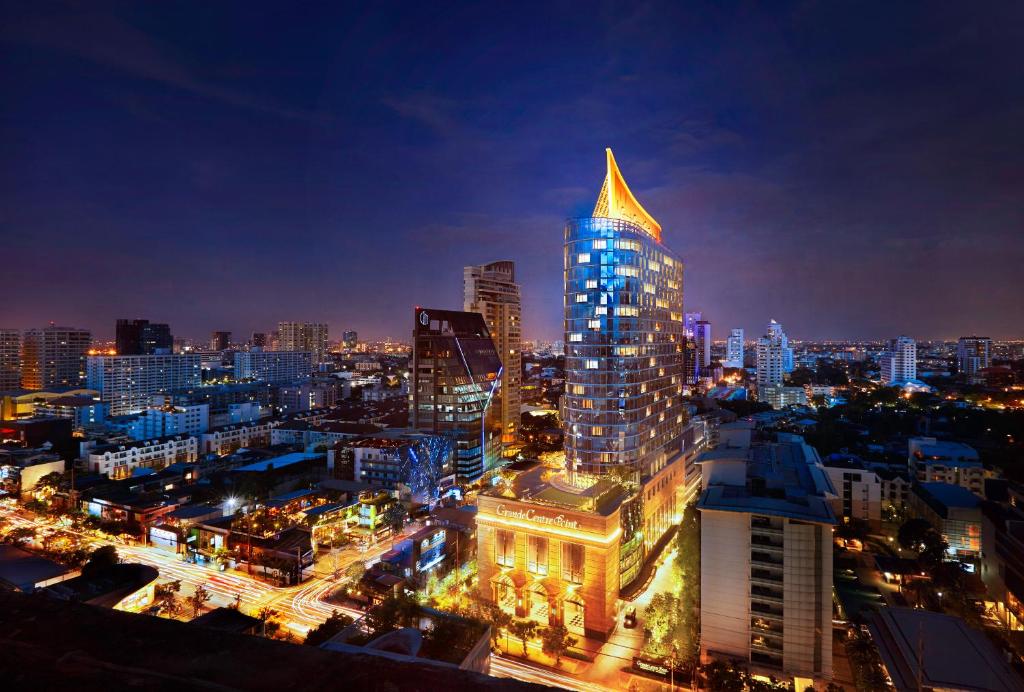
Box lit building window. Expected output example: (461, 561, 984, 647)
(569, 333, 583, 342)
(527, 535, 548, 575)
(586, 279, 598, 289)
(588, 320, 601, 329)
(575, 294, 588, 303)
(585, 359, 599, 369)
(592, 239, 607, 249)
(496, 529, 515, 567)
(577, 253, 591, 264)
(562, 543, 584, 584)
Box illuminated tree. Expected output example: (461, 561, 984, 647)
(509, 619, 538, 656)
(188, 584, 211, 618)
(541, 624, 577, 665)
(304, 610, 353, 646)
(154, 580, 182, 615)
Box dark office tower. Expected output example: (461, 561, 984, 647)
(116, 319, 172, 355)
(409, 308, 503, 482)
(342, 331, 358, 350)
(251, 332, 267, 349)
(21, 326, 92, 390)
(210, 331, 231, 351)
(0, 329, 20, 390)
(693, 320, 712, 380)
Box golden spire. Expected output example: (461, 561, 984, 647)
(592, 148, 661, 242)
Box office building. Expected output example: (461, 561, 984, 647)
(562, 149, 690, 588)
(342, 331, 358, 350)
(698, 431, 835, 685)
(911, 482, 981, 558)
(908, 436, 983, 495)
(879, 335, 917, 385)
(693, 319, 712, 380)
(724, 328, 744, 369)
(957, 336, 992, 384)
(0, 329, 20, 390)
(21, 326, 92, 390)
(277, 322, 329, 364)
(115, 319, 173, 355)
(683, 312, 701, 386)
(409, 308, 502, 482)
(759, 384, 808, 410)
(233, 350, 312, 384)
(464, 260, 522, 444)
(250, 332, 267, 349)
(210, 331, 231, 351)
(755, 321, 787, 398)
(564, 148, 686, 481)
(980, 492, 1024, 632)
(86, 354, 203, 416)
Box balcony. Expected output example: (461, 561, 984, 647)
(751, 634, 783, 653)
(751, 551, 784, 567)
(750, 568, 782, 584)
(751, 585, 784, 603)
(750, 601, 783, 618)
(751, 535, 784, 551)
(751, 617, 783, 635)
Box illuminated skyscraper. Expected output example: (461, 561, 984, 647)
(725, 328, 745, 369)
(464, 260, 522, 444)
(409, 308, 503, 482)
(879, 335, 917, 385)
(563, 149, 687, 587)
(564, 149, 686, 479)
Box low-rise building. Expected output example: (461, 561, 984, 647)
(87, 434, 197, 479)
(980, 496, 1024, 631)
(911, 482, 982, 559)
(477, 464, 629, 641)
(0, 449, 65, 498)
(908, 437, 984, 495)
(201, 420, 277, 456)
(759, 385, 808, 410)
(822, 457, 882, 526)
(32, 395, 107, 429)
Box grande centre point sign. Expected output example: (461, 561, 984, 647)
(495, 505, 580, 530)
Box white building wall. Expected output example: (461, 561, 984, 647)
(700, 509, 751, 660)
(782, 521, 832, 679)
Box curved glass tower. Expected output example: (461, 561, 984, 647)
(563, 149, 686, 482)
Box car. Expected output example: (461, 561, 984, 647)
(623, 606, 637, 628)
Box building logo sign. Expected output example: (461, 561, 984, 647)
(495, 505, 580, 530)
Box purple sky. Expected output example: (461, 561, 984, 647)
(2, 2, 1022, 342)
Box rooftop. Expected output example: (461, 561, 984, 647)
(916, 482, 981, 511)
(869, 607, 1023, 691)
(697, 435, 837, 524)
(482, 466, 627, 516)
(0, 544, 69, 591)
(233, 452, 319, 473)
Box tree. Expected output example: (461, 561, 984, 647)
(897, 518, 933, 551)
(700, 660, 747, 692)
(365, 593, 420, 635)
(188, 584, 211, 618)
(82, 545, 119, 577)
(4, 527, 35, 545)
(509, 619, 538, 656)
(35, 471, 65, 494)
(257, 607, 278, 637)
(154, 580, 182, 615)
(541, 624, 577, 665)
(380, 502, 407, 532)
(345, 559, 366, 585)
(304, 610, 353, 646)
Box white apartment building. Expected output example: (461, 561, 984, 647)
(698, 433, 836, 686)
(908, 436, 984, 495)
(760, 385, 807, 410)
(87, 354, 202, 417)
(277, 322, 329, 364)
(724, 328, 744, 369)
(88, 434, 198, 479)
(756, 320, 791, 397)
(822, 459, 882, 526)
(233, 350, 312, 384)
(201, 420, 277, 456)
(879, 336, 916, 385)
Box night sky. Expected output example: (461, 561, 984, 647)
(2, 2, 1022, 342)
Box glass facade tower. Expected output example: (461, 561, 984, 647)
(563, 150, 686, 483)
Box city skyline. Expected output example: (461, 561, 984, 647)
(2, 3, 1023, 341)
